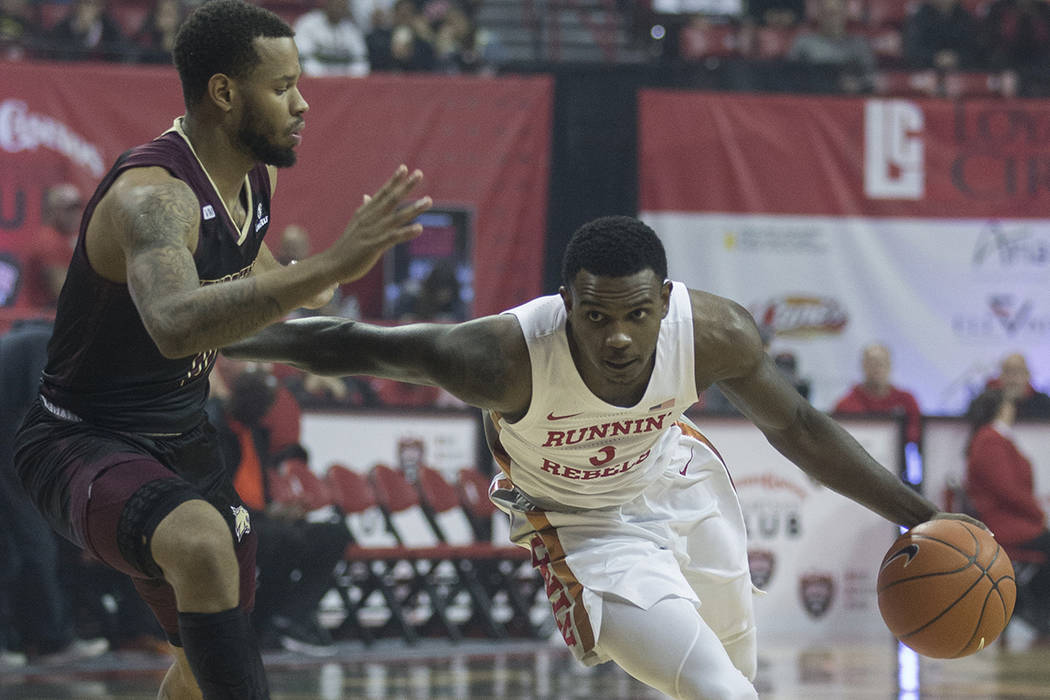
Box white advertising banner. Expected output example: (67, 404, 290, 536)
(639, 92, 1050, 416)
(693, 415, 901, 647)
(300, 409, 480, 478)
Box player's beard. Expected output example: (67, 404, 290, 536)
(237, 109, 297, 168)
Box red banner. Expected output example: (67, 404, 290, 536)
(639, 90, 1050, 219)
(0, 61, 552, 316)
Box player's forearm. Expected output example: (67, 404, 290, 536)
(767, 409, 938, 527)
(222, 316, 389, 376)
(144, 256, 341, 358)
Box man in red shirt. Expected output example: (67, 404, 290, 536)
(23, 184, 83, 308)
(833, 343, 922, 444)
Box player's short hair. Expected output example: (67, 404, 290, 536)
(561, 216, 668, 286)
(173, 0, 293, 109)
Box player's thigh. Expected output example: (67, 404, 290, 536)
(598, 595, 757, 700)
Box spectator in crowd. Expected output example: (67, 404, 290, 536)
(23, 184, 82, 309)
(0, 0, 42, 60)
(0, 319, 109, 666)
(746, 0, 805, 27)
(274, 224, 311, 266)
(394, 260, 468, 322)
(44, 0, 130, 61)
(980, 0, 1050, 71)
(833, 343, 922, 445)
(209, 361, 351, 655)
(965, 388, 1050, 636)
(970, 352, 1050, 420)
(367, 0, 436, 71)
(903, 0, 979, 70)
(132, 0, 184, 64)
(351, 0, 396, 33)
(432, 2, 502, 74)
(293, 0, 370, 76)
(787, 0, 876, 92)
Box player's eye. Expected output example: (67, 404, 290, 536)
(586, 311, 604, 322)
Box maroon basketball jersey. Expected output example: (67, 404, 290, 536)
(41, 123, 272, 434)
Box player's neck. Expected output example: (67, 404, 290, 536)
(180, 115, 255, 203)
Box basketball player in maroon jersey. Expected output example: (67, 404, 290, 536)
(12, 1, 429, 697)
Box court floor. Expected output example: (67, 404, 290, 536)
(4, 627, 1050, 700)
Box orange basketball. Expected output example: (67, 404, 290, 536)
(876, 519, 1016, 658)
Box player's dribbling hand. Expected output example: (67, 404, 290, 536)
(328, 165, 431, 284)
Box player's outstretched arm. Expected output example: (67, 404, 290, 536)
(106, 165, 429, 359)
(693, 290, 939, 528)
(223, 314, 532, 414)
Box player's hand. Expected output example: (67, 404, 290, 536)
(326, 165, 431, 284)
(930, 511, 990, 532)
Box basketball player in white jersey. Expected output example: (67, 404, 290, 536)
(224, 216, 979, 699)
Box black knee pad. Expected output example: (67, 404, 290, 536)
(118, 478, 204, 578)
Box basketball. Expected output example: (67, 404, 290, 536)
(876, 519, 1016, 658)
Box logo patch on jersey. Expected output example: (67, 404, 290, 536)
(255, 202, 269, 232)
(546, 411, 582, 421)
(202, 204, 216, 220)
(231, 505, 251, 542)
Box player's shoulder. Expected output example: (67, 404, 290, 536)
(685, 286, 764, 356)
(100, 167, 199, 238)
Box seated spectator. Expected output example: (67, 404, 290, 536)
(965, 388, 1050, 636)
(980, 0, 1050, 71)
(833, 343, 922, 445)
(432, 2, 502, 74)
(43, 0, 130, 62)
(787, 0, 876, 92)
(23, 183, 82, 309)
(393, 260, 468, 322)
(209, 362, 351, 656)
(367, 0, 436, 72)
(903, 0, 978, 70)
(294, 0, 370, 76)
(971, 352, 1050, 420)
(351, 0, 395, 33)
(0, 0, 42, 60)
(274, 224, 311, 266)
(132, 0, 184, 64)
(747, 0, 805, 27)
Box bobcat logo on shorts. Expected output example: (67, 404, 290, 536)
(231, 505, 251, 542)
(748, 549, 776, 589)
(799, 572, 835, 618)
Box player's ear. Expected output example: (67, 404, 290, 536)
(660, 280, 672, 318)
(207, 73, 235, 113)
(559, 285, 572, 312)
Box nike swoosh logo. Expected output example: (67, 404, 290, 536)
(881, 543, 920, 571)
(680, 446, 695, 476)
(546, 411, 583, 421)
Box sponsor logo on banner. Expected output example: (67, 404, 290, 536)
(864, 100, 925, 200)
(0, 99, 105, 176)
(950, 103, 1050, 200)
(722, 225, 827, 254)
(751, 295, 848, 337)
(972, 221, 1050, 272)
(800, 572, 836, 618)
(737, 471, 806, 543)
(952, 294, 1050, 340)
(748, 549, 776, 588)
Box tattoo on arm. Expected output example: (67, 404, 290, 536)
(119, 179, 284, 357)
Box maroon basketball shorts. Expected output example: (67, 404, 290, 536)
(14, 400, 257, 645)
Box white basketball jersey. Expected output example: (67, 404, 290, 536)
(492, 281, 699, 510)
